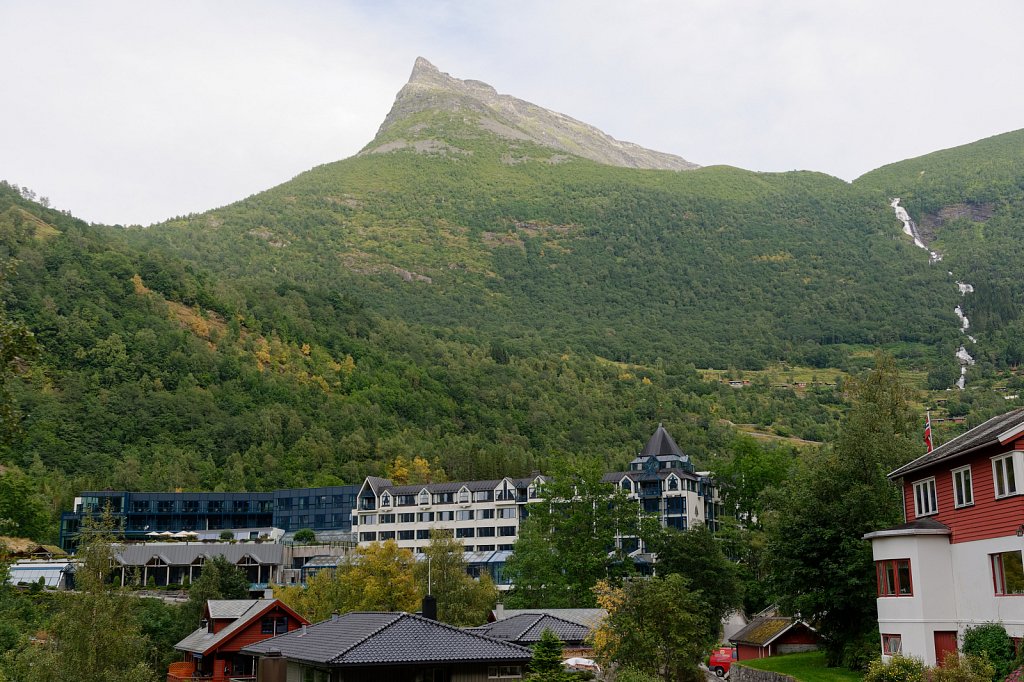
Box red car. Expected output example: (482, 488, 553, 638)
(708, 646, 736, 677)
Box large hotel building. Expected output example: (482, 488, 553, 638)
(61, 425, 721, 554)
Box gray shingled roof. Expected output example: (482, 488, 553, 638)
(242, 612, 532, 665)
(641, 424, 685, 457)
(208, 599, 262, 619)
(372, 477, 548, 498)
(889, 408, 1024, 479)
(466, 613, 591, 644)
(114, 543, 283, 566)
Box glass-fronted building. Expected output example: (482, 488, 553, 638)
(59, 486, 359, 551)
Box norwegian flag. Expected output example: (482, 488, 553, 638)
(924, 412, 934, 453)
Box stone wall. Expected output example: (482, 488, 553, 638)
(731, 665, 797, 682)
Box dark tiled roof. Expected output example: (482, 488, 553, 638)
(730, 616, 811, 646)
(641, 424, 685, 457)
(490, 608, 606, 629)
(467, 613, 591, 644)
(889, 408, 1024, 479)
(863, 518, 951, 540)
(376, 477, 548, 497)
(242, 612, 532, 665)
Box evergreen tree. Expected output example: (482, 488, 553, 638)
(766, 353, 919, 666)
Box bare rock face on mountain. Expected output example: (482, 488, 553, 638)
(364, 57, 698, 171)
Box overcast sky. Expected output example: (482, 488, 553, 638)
(2, 1, 1022, 226)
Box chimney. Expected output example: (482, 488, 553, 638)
(331, 611, 340, 622)
(263, 588, 274, 600)
(300, 624, 307, 636)
(494, 602, 504, 621)
(422, 595, 437, 621)
(259, 651, 286, 682)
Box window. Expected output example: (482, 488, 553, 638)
(474, 491, 493, 502)
(418, 490, 430, 505)
(398, 513, 415, 523)
(380, 493, 391, 507)
(458, 489, 471, 503)
(882, 634, 902, 655)
(876, 559, 913, 597)
(488, 666, 523, 678)
(994, 454, 1019, 498)
(481, 509, 495, 519)
(261, 617, 274, 634)
(275, 616, 288, 634)
(359, 532, 377, 542)
(362, 514, 377, 525)
(952, 466, 974, 508)
(434, 492, 455, 504)
(416, 529, 431, 540)
(398, 530, 415, 540)
(668, 477, 679, 491)
(913, 478, 937, 517)
(498, 526, 517, 537)
(437, 511, 454, 522)
(379, 531, 395, 540)
(456, 527, 475, 538)
(478, 527, 496, 537)
(456, 510, 474, 521)
(379, 514, 395, 524)
(498, 507, 517, 519)
(397, 494, 416, 506)
(992, 551, 1024, 595)
(478, 544, 495, 551)
(418, 512, 434, 522)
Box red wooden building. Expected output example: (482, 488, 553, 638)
(167, 598, 308, 682)
(729, 616, 819, 660)
(866, 408, 1024, 666)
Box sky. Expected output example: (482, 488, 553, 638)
(1, 0, 1022, 226)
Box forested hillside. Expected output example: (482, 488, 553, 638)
(3, 62, 1024, 543)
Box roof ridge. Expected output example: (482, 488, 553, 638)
(327, 612, 404, 663)
(399, 611, 533, 653)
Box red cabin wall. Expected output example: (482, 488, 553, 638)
(902, 444, 1024, 544)
(737, 644, 766, 660)
(778, 628, 819, 646)
(220, 605, 305, 652)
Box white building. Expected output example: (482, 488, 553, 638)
(352, 475, 547, 553)
(865, 408, 1024, 665)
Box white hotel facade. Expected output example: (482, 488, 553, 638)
(351, 425, 722, 555)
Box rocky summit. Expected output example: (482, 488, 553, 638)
(363, 57, 699, 171)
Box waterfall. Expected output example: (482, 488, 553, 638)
(891, 198, 975, 389)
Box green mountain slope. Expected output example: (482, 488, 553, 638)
(125, 111, 959, 370)
(855, 129, 1024, 368)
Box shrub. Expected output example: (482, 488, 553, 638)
(929, 653, 995, 682)
(844, 629, 884, 672)
(864, 655, 925, 682)
(293, 528, 316, 544)
(219, 530, 234, 541)
(962, 623, 1015, 681)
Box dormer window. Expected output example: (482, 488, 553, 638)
(668, 476, 679, 491)
(621, 479, 631, 492)
(458, 488, 470, 504)
(380, 493, 391, 507)
(418, 490, 430, 505)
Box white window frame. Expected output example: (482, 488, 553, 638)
(912, 477, 937, 517)
(952, 465, 974, 508)
(881, 634, 902, 656)
(993, 453, 1022, 499)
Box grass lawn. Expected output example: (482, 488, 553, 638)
(737, 651, 862, 682)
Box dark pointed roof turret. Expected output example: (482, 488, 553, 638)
(641, 424, 685, 457)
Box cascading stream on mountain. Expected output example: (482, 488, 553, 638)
(891, 198, 975, 389)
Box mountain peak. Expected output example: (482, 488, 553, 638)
(366, 58, 698, 171)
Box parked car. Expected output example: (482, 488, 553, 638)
(708, 646, 736, 677)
